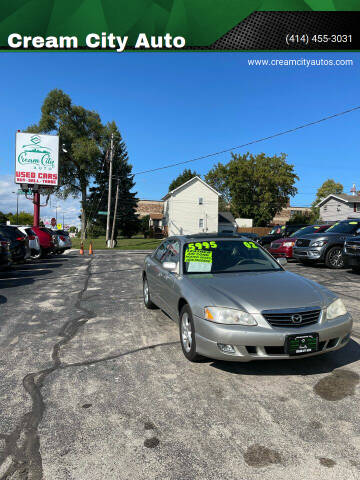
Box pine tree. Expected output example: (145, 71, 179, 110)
(87, 122, 140, 240)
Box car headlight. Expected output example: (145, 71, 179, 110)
(283, 242, 295, 247)
(326, 298, 347, 320)
(204, 307, 257, 326)
(311, 240, 327, 247)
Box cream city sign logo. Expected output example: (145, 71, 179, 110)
(291, 314, 303, 324)
(18, 135, 55, 170)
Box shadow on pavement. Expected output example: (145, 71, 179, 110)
(0, 295, 6, 304)
(210, 339, 360, 376)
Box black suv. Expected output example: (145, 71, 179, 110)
(0, 225, 27, 263)
(293, 219, 360, 269)
(259, 224, 307, 248)
(343, 236, 360, 272)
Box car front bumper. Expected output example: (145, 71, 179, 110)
(268, 246, 293, 258)
(344, 252, 360, 267)
(193, 313, 352, 361)
(293, 246, 324, 261)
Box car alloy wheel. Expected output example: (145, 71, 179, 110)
(143, 277, 156, 309)
(328, 247, 344, 268)
(181, 312, 192, 353)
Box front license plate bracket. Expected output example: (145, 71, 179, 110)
(285, 333, 319, 356)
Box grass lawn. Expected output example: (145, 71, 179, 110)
(71, 235, 162, 251)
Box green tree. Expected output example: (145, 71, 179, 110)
(169, 169, 200, 192)
(86, 121, 140, 240)
(206, 152, 298, 226)
(0, 211, 10, 224)
(140, 215, 150, 236)
(7, 211, 34, 225)
(313, 179, 343, 205)
(311, 179, 343, 220)
(26, 89, 104, 239)
(287, 211, 320, 225)
(205, 162, 231, 211)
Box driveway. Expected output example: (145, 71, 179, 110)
(0, 252, 359, 479)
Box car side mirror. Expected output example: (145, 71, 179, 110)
(277, 257, 287, 267)
(163, 261, 179, 273)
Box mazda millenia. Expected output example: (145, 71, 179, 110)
(142, 235, 352, 362)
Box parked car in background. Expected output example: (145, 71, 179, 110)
(0, 234, 11, 269)
(343, 236, 360, 272)
(293, 219, 360, 269)
(15, 226, 40, 259)
(31, 226, 56, 258)
(0, 225, 28, 263)
(51, 229, 72, 254)
(240, 232, 260, 242)
(259, 224, 308, 249)
(269, 224, 330, 259)
(143, 234, 352, 362)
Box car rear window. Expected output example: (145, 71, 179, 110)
(0, 226, 25, 239)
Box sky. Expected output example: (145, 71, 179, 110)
(0, 51, 359, 226)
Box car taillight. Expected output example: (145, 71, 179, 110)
(1, 241, 8, 247)
(60, 236, 65, 241)
(28, 235, 35, 240)
(16, 237, 25, 241)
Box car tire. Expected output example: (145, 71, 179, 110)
(179, 305, 203, 362)
(325, 246, 345, 269)
(56, 250, 64, 255)
(143, 276, 157, 309)
(351, 266, 360, 273)
(31, 247, 43, 260)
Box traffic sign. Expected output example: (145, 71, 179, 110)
(51, 217, 56, 227)
(57, 223, 63, 230)
(98, 211, 107, 215)
(17, 189, 26, 195)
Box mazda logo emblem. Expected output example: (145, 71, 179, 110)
(291, 314, 303, 324)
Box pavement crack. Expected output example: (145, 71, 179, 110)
(0, 257, 94, 480)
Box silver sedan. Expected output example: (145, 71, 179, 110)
(143, 235, 352, 362)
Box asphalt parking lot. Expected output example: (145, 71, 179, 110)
(0, 252, 360, 480)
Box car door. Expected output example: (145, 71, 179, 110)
(158, 239, 181, 319)
(146, 239, 170, 307)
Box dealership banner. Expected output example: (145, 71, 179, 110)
(15, 132, 59, 186)
(1, 1, 359, 51)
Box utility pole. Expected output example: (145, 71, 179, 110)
(110, 177, 119, 248)
(106, 133, 114, 247)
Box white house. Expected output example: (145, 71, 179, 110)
(162, 176, 220, 236)
(317, 193, 360, 222)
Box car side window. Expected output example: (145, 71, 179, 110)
(164, 240, 180, 264)
(154, 240, 169, 263)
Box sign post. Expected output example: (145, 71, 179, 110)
(15, 132, 59, 227)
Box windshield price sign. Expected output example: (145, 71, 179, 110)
(15, 132, 59, 186)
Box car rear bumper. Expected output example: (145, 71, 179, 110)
(193, 313, 352, 361)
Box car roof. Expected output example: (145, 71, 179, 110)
(172, 233, 251, 242)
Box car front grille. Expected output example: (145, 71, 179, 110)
(262, 309, 321, 328)
(295, 239, 311, 247)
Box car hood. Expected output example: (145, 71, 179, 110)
(270, 236, 294, 244)
(296, 232, 345, 240)
(185, 270, 335, 313)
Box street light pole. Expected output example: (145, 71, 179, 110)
(106, 133, 114, 247)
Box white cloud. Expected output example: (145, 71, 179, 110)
(0, 174, 81, 227)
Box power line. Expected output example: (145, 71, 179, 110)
(133, 105, 360, 176)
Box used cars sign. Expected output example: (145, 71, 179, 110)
(15, 132, 59, 186)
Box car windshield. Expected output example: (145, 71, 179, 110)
(290, 225, 326, 237)
(269, 226, 284, 234)
(326, 221, 360, 234)
(183, 239, 282, 274)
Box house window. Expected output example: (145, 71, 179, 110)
(199, 219, 204, 228)
(355, 204, 360, 212)
(198, 197, 203, 205)
(324, 205, 327, 211)
(337, 204, 341, 212)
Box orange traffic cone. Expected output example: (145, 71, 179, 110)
(89, 242, 94, 255)
(80, 242, 84, 255)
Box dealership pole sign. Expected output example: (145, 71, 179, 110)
(15, 132, 59, 186)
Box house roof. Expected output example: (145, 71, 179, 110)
(218, 211, 235, 224)
(316, 193, 360, 207)
(149, 213, 163, 220)
(162, 176, 221, 200)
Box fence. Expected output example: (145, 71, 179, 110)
(237, 227, 271, 236)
